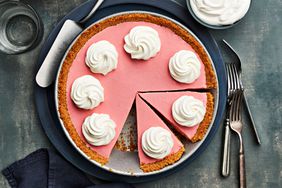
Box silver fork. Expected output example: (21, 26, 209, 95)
(230, 90, 246, 188)
(222, 63, 240, 176)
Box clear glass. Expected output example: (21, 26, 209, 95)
(0, 0, 42, 54)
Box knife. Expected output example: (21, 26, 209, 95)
(36, 0, 104, 88)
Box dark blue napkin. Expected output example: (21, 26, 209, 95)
(2, 149, 133, 188)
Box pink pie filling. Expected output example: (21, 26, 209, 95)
(139, 91, 207, 140)
(66, 21, 207, 158)
(136, 95, 183, 164)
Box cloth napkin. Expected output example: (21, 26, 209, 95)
(2, 149, 134, 188)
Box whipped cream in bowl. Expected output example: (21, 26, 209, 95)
(142, 127, 174, 159)
(187, 0, 252, 29)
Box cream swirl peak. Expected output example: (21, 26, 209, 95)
(190, 0, 251, 26)
(85, 40, 118, 75)
(169, 50, 201, 84)
(142, 127, 174, 159)
(71, 75, 104, 110)
(124, 26, 161, 60)
(82, 113, 116, 146)
(172, 96, 206, 127)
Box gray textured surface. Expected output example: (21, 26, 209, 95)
(0, 0, 281, 187)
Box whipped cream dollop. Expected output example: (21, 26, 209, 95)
(82, 113, 116, 146)
(71, 75, 104, 110)
(142, 127, 174, 159)
(169, 50, 201, 84)
(124, 26, 161, 60)
(172, 96, 206, 127)
(190, 0, 251, 26)
(85, 40, 118, 75)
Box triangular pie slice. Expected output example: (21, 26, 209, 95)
(136, 94, 185, 172)
(139, 91, 214, 142)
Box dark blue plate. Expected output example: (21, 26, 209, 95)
(35, 0, 226, 183)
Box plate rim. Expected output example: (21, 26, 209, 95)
(54, 10, 219, 176)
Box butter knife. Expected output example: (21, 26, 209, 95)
(36, 0, 104, 88)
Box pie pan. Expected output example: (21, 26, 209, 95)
(54, 11, 219, 176)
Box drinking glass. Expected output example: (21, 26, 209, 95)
(0, 0, 42, 54)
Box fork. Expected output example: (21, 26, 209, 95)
(230, 90, 246, 188)
(223, 40, 261, 145)
(222, 63, 241, 177)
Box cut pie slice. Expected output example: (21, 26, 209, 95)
(136, 94, 185, 172)
(139, 91, 214, 142)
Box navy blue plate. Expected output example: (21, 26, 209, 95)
(35, 0, 226, 183)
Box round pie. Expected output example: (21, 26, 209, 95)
(57, 13, 217, 173)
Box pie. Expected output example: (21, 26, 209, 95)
(57, 13, 217, 171)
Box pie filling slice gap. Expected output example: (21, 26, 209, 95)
(136, 94, 185, 172)
(139, 91, 214, 143)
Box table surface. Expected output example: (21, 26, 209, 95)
(0, 0, 281, 187)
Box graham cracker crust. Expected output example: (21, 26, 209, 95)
(58, 13, 217, 165)
(140, 147, 185, 172)
(191, 92, 214, 142)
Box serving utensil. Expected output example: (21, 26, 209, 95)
(36, 0, 104, 88)
(229, 90, 246, 188)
